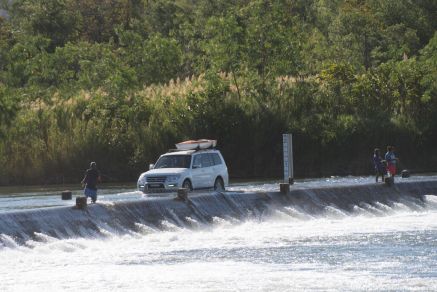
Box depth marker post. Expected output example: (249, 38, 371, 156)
(283, 133, 294, 185)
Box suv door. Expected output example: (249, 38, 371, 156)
(201, 153, 215, 187)
(190, 153, 215, 189)
(191, 154, 206, 189)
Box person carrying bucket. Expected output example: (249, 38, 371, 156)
(385, 146, 399, 177)
(81, 162, 101, 203)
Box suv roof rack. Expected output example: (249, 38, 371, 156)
(167, 149, 184, 152)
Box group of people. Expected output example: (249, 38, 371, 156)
(373, 146, 399, 183)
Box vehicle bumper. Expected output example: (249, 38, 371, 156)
(138, 182, 180, 193)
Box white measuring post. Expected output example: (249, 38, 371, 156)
(283, 133, 294, 184)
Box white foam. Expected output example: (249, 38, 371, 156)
(1, 207, 436, 291)
(1, 177, 437, 291)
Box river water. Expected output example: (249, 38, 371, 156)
(1, 176, 437, 291)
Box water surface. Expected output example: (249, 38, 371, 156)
(1, 175, 436, 291)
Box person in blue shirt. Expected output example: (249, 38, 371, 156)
(373, 148, 386, 182)
(385, 146, 399, 177)
(81, 162, 101, 203)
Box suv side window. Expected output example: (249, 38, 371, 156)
(211, 153, 222, 165)
(201, 153, 213, 168)
(192, 155, 202, 168)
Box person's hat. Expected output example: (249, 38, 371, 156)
(90, 162, 97, 168)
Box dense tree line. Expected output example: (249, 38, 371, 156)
(0, 0, 436, 185)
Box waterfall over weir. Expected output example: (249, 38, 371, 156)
(1, 180, 436, 246)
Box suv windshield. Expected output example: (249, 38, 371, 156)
(154, 155, 191, 169)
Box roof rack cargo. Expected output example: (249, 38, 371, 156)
(175, 139, 217, 150)
(167, 146, 217, 153)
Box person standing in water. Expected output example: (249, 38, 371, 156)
(81, 162, 101, 203)
(373, 148, 386, 183)
(385, 146, 399, 177)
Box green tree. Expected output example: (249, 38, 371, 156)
(6, 0, 79, 51)
(419, 32, 437, 108)
(0, 16, 13, 75)
(67, 0, 136, 43)
(0, 84, 18, 131)
(242, 0, 302, 78)
(118, 31, 183, 85)
(328, 0, 382, 70)
(4, 34, 51, 88)
(143, 0, 186, 36)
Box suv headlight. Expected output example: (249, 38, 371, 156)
(166, 175, 180, 183)
(138, 175, 146, 184)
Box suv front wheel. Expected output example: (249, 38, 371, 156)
(182, 179, 193, 191)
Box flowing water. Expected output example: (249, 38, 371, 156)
(1, 176, 437, 291)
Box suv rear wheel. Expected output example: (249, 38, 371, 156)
(214, 177, 225, 191)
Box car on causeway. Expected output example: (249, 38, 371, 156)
(137, 148, 229, 193)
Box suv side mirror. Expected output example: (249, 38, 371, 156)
(192, 163, 201, 169)
(149, 163, 154, 170)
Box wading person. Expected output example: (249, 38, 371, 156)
(385, 146, 399, 177)
(373, 148, 385, 183)
(81, 162, 101, 203)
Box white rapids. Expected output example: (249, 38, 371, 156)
(1, 194, 437, 291)
(1, 175, 437, 291)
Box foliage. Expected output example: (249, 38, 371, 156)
(0, 0, 436, 184)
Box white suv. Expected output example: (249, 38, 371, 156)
(137, 149, 229, 193)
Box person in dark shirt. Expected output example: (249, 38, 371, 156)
(81, 162, 101, 203)
(373, 148, 386, 182)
